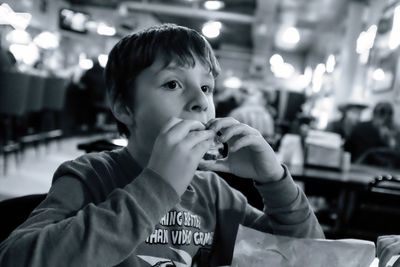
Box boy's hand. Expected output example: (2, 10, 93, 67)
(199, 117, 284, 183)
(147, 117, 215, 196)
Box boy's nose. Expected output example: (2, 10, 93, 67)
(187, 88, 208, 112)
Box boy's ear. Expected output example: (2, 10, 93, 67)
(111, 97, 134, 126)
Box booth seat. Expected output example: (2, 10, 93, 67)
(0, 71, 69, 175)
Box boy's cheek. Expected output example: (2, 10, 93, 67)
(208, 106, 216, 120)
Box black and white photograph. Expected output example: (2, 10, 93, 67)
(1, 0, 400, 266)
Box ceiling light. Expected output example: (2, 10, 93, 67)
(372, 68, 385, 81)
(326, 55, 336, 73)
(281, 26, 300, 45)
(223, 76, 242, 89)
(271, 62, 295, 79)
(98, 54, 108, 68)
(389, 5, 400, 50)
(6, 29, 31, 44)
(202, 21, 222, 39)
(0, 3, 31, 30)
(269, 54, 284, 67)
(269, 54, 295, 79)
(79, 53, 93, 70)
(9, 43, 39, 65)
(367, 25, 377, 48)
(33, 31, 59, 49)
(204, 1, 225, 10)
(298, 66, 313, 87)
(357, 25, 377, 54)
(356, 32, 367, 54)
(97, 22, 116, 36)
(312, 64, 326, 93)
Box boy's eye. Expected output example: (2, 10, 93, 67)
(201, 85, 213, 94)
(164, 80, 181, 90)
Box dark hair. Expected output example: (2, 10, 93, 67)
(373, 101, 394, 125)
(373, 101, 393, 115)
(104, 23, 221, 137)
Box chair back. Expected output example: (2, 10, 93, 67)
(0, 71, 30, 116)
(25, 74, 45, 113)
(0, 194, 47, 242)
(368, 174, 400, 196)
(356, 147, 400, 168)
(345, 174, 400, 240)
(42, 77, 68, 111)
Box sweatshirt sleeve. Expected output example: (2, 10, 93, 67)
(0, 168, 180, 267)
(245, 165, 325, 239)
(209, 165, 324, 265)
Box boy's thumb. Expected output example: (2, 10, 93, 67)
(198, 159, 229, 173)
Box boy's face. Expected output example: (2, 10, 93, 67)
(128, 56, 216, 152)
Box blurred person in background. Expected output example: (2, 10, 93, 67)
(327, 102, 367, 140)
(220, 87, 277, 209)
(228, 88, 275, 141)
(344, 101, 398, 164)
(214, 87, 241, 117)
(79, 59, 110, 132)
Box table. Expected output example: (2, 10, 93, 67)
(77, 138, 122, 153)
(289, 164, 400, 187)
(288, 164, 400, 239)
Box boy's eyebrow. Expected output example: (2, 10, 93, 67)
(156, 64, 214, 79)
(152, 64, 184, 76)
(158, 65, 184, 73)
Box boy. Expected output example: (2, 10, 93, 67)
(0, 24, 324, 266)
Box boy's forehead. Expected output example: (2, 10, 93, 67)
(149, 56, 212, 75)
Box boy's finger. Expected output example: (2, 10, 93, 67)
(207, 117, 240, 132)
(198, 158, 229, 173)
(218, 124, 257, 143)
(183, 130, 215, 148)
(160, 117, 183, 134)
(164, 119, 205, 142)
(205, 118, 216, 128)
(183, 137, 215, 163)
(230, 135, 258, 152)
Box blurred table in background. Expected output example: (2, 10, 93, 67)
(289, 164, 399, 187)
(289, 164, 400, 240)
(77, 137, 125, 153)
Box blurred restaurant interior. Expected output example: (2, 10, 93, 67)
(1, 0, 400, 245)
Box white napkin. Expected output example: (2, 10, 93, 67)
(370, 256, 400, 267)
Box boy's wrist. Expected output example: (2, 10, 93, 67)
(254, 165, 285, 184)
